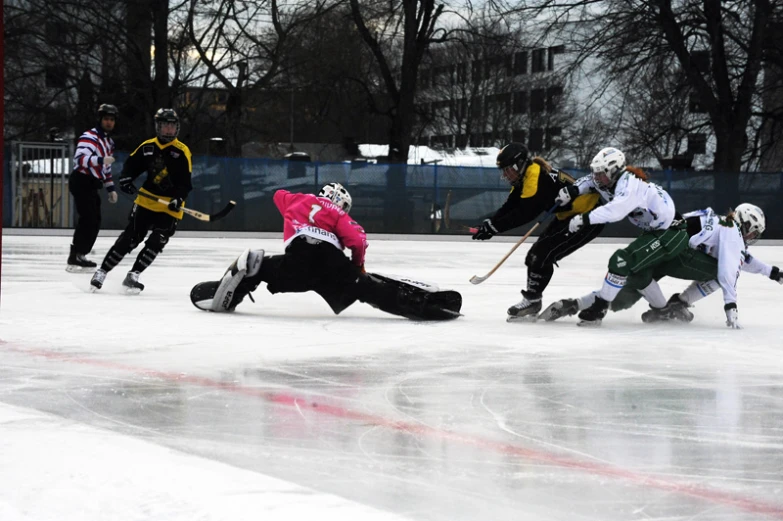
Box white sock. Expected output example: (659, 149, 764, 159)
(577, 291, 598, 310)
(639, 280, 666, 308)
(680, 280, 719, 305)
(597, 272, 626, 302)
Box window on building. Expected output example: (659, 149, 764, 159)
(529, 128, 545, 152)
(512, 129, 527, 144)
(45, 65, 68, 89)
(513, 91, 528, 114)
(472, 60, 483, 83)
(530, 89, 546, 113)
(691, 50, 710, 74)
(689, 91, 706, 113)
(532, 49, 546, 73)
(456, 63, 467, 84)
(470, 97, 482, 119)
(514, 52, 528, 75)
(420, 69, 430, 89)
(546, 86, 564, 112)
(687, 133, 707, 154)
(548, 45, 565, 71)
(545, 127, 562, 150)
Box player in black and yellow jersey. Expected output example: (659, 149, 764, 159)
(90, 108, 193, 294)
(471, 143, 602, 321)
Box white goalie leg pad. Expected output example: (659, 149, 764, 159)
(210, 249, 264, 312)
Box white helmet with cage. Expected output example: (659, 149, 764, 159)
(318, 182, 352, 212)
(590, 147, 627, 188)
(734, 203, 765, 246)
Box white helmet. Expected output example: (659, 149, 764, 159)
(590, 147, 626, 188)
(318, 182, 352, 212)
(734, 203, 765, 246)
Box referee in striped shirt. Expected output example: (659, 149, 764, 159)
(67, 104, 118, 271)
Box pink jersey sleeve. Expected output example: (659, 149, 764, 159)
(273, 189, 368, 266)
(332, 212, 368, 266)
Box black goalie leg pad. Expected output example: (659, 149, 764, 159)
(357, 273, 462, 321)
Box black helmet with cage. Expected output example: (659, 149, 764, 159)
(496, 142, 530, 185)
(154, 108, 180, 144)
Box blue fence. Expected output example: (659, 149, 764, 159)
(5, 150, 783, 238)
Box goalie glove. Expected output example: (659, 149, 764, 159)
(472, 219, 498, 241)
(724, 303, 742, 329)
(771, 266, 783, 285)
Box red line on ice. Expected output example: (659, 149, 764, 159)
(4, 341, 783, 518)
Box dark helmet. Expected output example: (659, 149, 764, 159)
(496, 142, 530, 184)
(98, 103, 119, 119)
(154, 108, 180, 144)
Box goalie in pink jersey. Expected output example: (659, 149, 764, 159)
(190, 183, 462, 320)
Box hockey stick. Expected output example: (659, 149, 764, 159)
(134, 191, 236, 222)
(469, 203, 559, 285)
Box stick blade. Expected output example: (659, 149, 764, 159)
(469, 274, 488, 285)
(208, 201, 237, 221)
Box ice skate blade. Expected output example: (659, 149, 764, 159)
(576, 319, 602, 327)
(123, 287, 143, 296)
(507, 314, 538, 323)
(89, 285, 100, 293)
(66, 265, 93, 273)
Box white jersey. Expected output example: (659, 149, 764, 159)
(575, 170, 675, 231)
(683, 208, 746, 305)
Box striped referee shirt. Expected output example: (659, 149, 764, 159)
(72, 127, 116, 191)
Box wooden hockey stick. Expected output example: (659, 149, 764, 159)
(469, 204, 559, 285)
(135, 191, 236, 222)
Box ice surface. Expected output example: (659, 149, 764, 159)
(2, 234, 783, 521)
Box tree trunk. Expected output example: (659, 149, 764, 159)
(152, 0, 170, 109)
(711, 127, 745, 211)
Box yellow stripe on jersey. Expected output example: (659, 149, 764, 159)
(520, 162, 541, 199)
(134, 187, 186, 219)
(555, 193, 601, 220)
(130, 138, 193, 172)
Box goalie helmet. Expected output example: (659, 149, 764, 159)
(734, 203, 765, 246)
(590, 147, 626, 188)
(318, 182, 352, 212)
(154, 108, 180, 144)
(496, 142, 530, 185)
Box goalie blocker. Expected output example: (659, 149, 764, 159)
(190, 244, 462, 321)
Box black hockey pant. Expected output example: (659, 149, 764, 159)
(69, 172, 103, 255)
(100, 205, 179, 274)
(523, 217, 604, 297)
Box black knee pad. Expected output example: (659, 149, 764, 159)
(525, 249, 548, 271)
(115, 231, 143, 254)
(146, 231, 170, 253)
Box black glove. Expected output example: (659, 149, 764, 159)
(771, 266, 782, 285)
(472, 219, 498, 241)
(168, 197, 183, 211)
(118, 177, 137, 195)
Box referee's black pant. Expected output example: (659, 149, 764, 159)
(69, 172, 102, 255)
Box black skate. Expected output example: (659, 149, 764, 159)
(66, 253, 97, 273)
(641, 293, 694, 323)
(577, 297, 609, 327)
(507, 291, 542, 323)
(538, 299, 580, 322)
(122, 271, 144, 294)
(90, 268, 106, 292)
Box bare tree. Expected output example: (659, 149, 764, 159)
(495, 0, 778, 179)
(348, 0, 450, 163)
